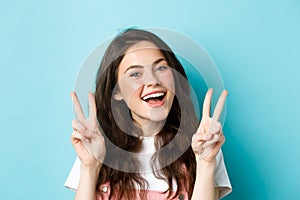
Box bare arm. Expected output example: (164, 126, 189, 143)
(191, 89, 227, 200)
(70, 92, 106, 200)
(75, 163, 102, 200)
(191, 159, 216, 200)
(191, 159, 221, 200)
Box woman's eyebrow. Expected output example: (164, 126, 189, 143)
(152, 58, 166, 66)
(124, 65, 144, 74)
(124, 58, 166, 74)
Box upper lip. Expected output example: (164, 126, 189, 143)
(141, 90, 166, 101)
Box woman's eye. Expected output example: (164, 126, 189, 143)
(155, 65, 169, 71)
(129, 72, 141, 77)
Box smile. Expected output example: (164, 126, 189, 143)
(141, 92, 166, 108)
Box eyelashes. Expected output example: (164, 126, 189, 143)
(129, 71, 142, 77)
(128, 65, 170, 78)
(155, 65, 169, 71)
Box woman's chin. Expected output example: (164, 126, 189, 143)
(148, 110, 169, 122)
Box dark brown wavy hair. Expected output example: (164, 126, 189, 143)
(94, 28, 199, 199)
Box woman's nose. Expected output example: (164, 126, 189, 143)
(144, 71, 160, 86)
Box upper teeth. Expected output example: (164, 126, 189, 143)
(142, 92, 165, 101)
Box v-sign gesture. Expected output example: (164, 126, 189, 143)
(192, 89, 228, 162)
(70, 92, 106, 166)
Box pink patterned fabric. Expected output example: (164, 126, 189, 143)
(96, 182, 188, 200)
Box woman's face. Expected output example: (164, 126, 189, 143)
(114, 41, 175, 128)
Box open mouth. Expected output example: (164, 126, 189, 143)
(142, 92, 166, 105)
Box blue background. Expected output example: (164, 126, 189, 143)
(0, 0, 299, 199)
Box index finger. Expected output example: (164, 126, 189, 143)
(212, 90, 228, 121)
(202, 88, 213, 118)
(88, 92, 97, 120)
(71, 92, 86, 121)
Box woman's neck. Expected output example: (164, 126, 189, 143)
(134, 120, 165, 137)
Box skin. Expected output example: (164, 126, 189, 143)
(191, 88, 228, 200)
(71, 92, 105, 200)
(70, 41, 228, 200)
(114, 41, 175, 136)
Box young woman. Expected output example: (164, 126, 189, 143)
(65, 29, 232, 200)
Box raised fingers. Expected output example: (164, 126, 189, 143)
(71, 92, 86, 121)
(88, 92, 97, 121)
(202, 88, 213, 118)
(207, 121, 222, 135)
(212, 90, 228, 122)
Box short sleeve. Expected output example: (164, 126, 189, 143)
(64, 152, 232, 198)
(64, 157, 81, 191)
(214, 149, 232, 199)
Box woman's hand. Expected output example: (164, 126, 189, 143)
(70, 92, 106, 167)
(192, 89, 228, 163)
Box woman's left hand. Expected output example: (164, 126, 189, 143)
(192, 89, 228, 163)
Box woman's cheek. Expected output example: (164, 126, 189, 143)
(162, 73, 175, 93)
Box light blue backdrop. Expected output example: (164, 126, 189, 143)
(0, 0, 299, 199)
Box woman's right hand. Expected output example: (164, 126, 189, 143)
(70, 92, 106, 167)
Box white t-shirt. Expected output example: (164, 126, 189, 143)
(65, 137, 232, 198)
